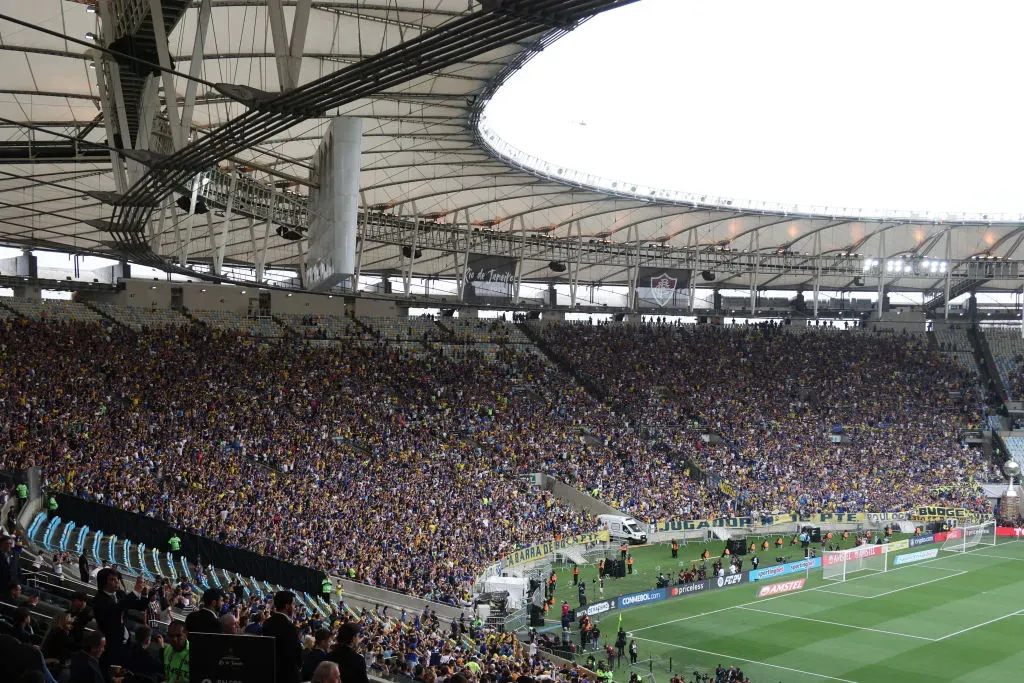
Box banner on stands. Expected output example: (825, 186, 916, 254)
(866, 512, 911, 523)
(655, 511, 874, 532)
(500, 531, 609, 569)
(893, 548, 939, 565)
(656, 517, 755, 532)
(756, 578, 806, 598)
(911, 505, 973, 521)
(749, 557, 821, 581)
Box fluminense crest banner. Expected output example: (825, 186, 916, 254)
(637, 267, 691, 308)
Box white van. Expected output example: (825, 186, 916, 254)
(598, 514, 648, 544)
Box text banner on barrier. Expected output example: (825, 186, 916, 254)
(756, 578, 806, 598)
(749, 557, 821, 581)
(908, 533, 936, 547)
(822, 544, 883, 567)
(893, 548, 939, 565)
(887, 539, 910, 552)
(996, 527, 1024, 537)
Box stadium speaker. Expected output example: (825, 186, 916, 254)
(548, 261, 567, 273)
(612, 312, 626, 322)
(853, 276, 865, 287)
(402, 246, 423, 259)
(701, 270, 715, 282)
(275, 225, 303, 241)
(526, 310, 541, 320)
(441, 309, 456, 317)
(175, 195, 208, 215)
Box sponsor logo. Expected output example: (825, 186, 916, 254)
(650, 273, 677, 307)
(619, 590, 666, 607)
(714, 573, 746, 589)
(670, 582, 707, 597)
(893, 548, 939, 565)
(584, 600, 613, 616)
(756, 579, 806, 598)
(821, 544, 882, 567)
(749, 557, 821, 581)
(887, 539, 910, 551)
(995, 527, 1024, 537)
(908, 534, 935, 547)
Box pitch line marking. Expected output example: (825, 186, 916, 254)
(816, 570, 968, 599)
(736, 606, 936, 641)
(935, 608, 1024, 641)
(633, 635, 861, 683)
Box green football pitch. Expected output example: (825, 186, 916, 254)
(561, 539, 1024, 683)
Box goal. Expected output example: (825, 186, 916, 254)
(822, 544, 886, 582)
(940, 520, 997, 553)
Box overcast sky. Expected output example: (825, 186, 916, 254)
(483, 0, 1024, 217)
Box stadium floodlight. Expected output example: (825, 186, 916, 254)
(940, 520, 997, 553)
(822, 544, 886, 582)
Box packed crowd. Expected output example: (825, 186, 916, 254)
(0, 315, 998, 609)
(533, 321, 996, 518)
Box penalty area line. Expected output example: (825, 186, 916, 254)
(633, 635, 861, 683)
(735, 606, 936, 641)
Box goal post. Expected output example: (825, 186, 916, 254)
(940, 520, 997, 553)
(822, 544, 886, 582)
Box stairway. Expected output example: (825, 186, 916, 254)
(82, 302, 133, 331)
(516, 321, 610, 405)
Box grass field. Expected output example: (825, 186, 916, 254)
(557, 538, 1024, 683)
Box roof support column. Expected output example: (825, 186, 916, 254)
(569, 221, 582, 308)
(179, 0, 213, 138)
(513, 216, 525, 303)
(147, 0, 185, 150)
(353, 191, 367, 292)
(212, 165, 238, 276)
(267, 0, 312, 91)
(179, 175, 202, 267)
(876, 230, 886, 319)
(749, 231, 759, 312)
(627, 226, 640, 312)
(402, 202, 420, 297)
(457, 209, 471, 302)
(255, 187, 276, 284)
(943, 229, 953, 321)
(812, 232, 822, 320)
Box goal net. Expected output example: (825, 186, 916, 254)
(940, 520, 996, 553)
(822, 544, 886, 582)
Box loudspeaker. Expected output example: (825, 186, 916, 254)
(402, 246, 423, 259)
(176, 195, 208, 215)
(276, 225, 303, 241)
(701, 270, 715, 281)
(526, 311, 541, 320)
(726, 539, 747, 555)
(548, 261, 567, 273)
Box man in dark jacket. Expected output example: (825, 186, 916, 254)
(302, 628, 332, 681)
(0, 534, 15, 589)
(92, 568, 148, 668)
(262, 591, 302, 683)
(69, 632, 107, 683)
(184, 588, 223, 635)
(328, 622, 368, 683)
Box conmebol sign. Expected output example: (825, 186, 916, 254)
(619, 589, 666, 607)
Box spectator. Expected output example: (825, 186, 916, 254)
(312, 661, 342, 683)
(184, 588, 223, 634)
(126, 624, 163, 682)
(220, 613, 238, 635)
(40, 611, 78, 664)
(163, 622, 189, 683)
(263, 591, 302, 683)
(92, 569, 149, 668)
(69, 632, 106, 683)
(302, 628, 332, 681)
(328, 622, 368, 683)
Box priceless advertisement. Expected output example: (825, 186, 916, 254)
(893, 548, 939, 565)
(749, 557, 821, 581)
(756, 578, 806, 598)
(669, 581, 708, 597)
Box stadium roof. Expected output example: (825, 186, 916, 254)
(1, 0, 1023, 296)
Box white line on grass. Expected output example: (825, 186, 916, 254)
(954, 551, 1024, 563)
(934, 608, 1024, 641)
(735, 606, 936, 641)
(632, 543, 1005, 634)
(817, 570, 968, 599)
(633, 635, 861, 683)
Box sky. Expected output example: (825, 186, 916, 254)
(482, 0, 1024, 218)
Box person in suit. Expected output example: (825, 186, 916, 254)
(0, 534, 15, 589)
(302, 628, 332, 681)
(68, 632, 106, 683)
(126, 624, 164, 682)
(262, 591, 302, 683)
(184, 588, 223, 635)
(78, 552, 89, 583)
(92, 568, 149, 669)
(327, 622, 368, 683)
